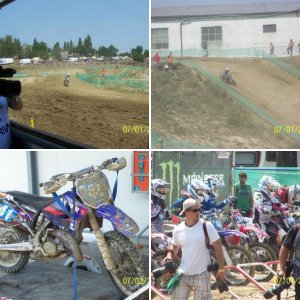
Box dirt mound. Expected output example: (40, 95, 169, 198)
(9, 66, 148, 148)
(152, 63, 297, 148)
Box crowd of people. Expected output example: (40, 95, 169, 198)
(151, 173, 300, 299)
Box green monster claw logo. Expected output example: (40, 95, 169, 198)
(159, 160, 181, 207)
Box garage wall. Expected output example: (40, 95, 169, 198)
(37, 151, 149, 235)
(0, 151, 30, 192)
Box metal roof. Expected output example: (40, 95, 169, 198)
(0, 0, 15, 10)
(152, 2, 300, 19)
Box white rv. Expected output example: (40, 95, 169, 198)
(68, 57, 79, 63)
(20, 58, 32, 65)
(0, 58, 14, 65)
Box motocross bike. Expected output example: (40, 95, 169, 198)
(0, 157, 146, 297)
(203, 211, 255, 287)
(220, 72, 237, 86)
(264, 209, 298, 253)
(223, 209, 277, 282)
(151, 231, 180, 294)
(64, 75, 70, 87)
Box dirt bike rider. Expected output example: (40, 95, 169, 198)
(64, 73, 71, 85)
(170, 179, 209, 216)
(274, 184, 300, 205)
(151, 178, 171, 233)
(222, 67, 232, 83)
(202, 176, 235, 215)
(254, 176, 288, 232)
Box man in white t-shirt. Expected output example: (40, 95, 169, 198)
(0, 95, 23, 149)
(164, 198, 225, 300)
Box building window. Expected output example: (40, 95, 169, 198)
(151, 28, 169, 50)
(201, 26, 222, 49)
(263, 24, 276, 33)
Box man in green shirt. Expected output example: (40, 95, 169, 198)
(234, 172, 254, 218)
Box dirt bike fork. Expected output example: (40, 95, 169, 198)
(87, 208, 116, 271)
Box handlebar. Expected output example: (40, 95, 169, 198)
(40, 157, 126, 191)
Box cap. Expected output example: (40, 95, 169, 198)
(179, 198, 200, 216)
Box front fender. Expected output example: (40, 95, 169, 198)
(218, 229, 248, 239)
(96, 204, 139, 236)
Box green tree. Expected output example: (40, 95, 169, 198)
(97, 44, 118, 57)
(31, 38, 49, 59)
(51, 42, 61, 60)
(77, 37, 83, 56)
(131, 45, 144, 62)
(83, 34, 93, 56)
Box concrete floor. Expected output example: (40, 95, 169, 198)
(0, 236, 149, 300)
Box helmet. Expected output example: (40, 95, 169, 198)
(258, 176, 281, 196)
(187, 179, 208, 201)
(288, 185, 300, 204)
(225, 67, 230, 71)
(204, 176, 223, 198)
(151, 178, 170, 200)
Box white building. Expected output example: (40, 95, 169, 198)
(152, 2, 300, 57)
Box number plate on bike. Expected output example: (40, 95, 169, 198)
(0, 202, 17, 222)
(76, 171, 111, 208)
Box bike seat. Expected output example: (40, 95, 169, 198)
(7, 191, 55, 211)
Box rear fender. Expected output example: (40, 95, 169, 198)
(95, 204, 139, 236)
(242, 224, 270, 242)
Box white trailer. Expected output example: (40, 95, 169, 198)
(68, 57, 79, 62)
(0, 58, 14, 65)
(20, 58, 32, 65)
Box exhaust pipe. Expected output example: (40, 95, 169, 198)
(52, 229, 83, 262)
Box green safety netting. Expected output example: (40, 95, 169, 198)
(76, 66, 148, 92)
(151, 128, 215, 149)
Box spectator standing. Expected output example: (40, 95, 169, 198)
(234, 172, 254, 217)
(168, 52, 174, 71)
(287, 39, 294, 56)
(270, 42, 275, 56)
(153, 52, 160, 70)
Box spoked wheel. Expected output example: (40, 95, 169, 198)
(224, 245, 255, 286)
(249, 242, 277, 282)
(0, 226, 30, 273)
(104, 230, 146, 297)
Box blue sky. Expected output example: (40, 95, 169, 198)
(0, 0, 149, 53)
(152, 0, 300, 7)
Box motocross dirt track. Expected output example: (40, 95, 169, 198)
(196, 57, 300, 126)
(9, 65, 148, 148)
(152, 56, 300, 148)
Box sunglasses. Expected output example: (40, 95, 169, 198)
(188, 208, 201, 213)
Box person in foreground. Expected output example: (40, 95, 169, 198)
(164, 198, 225, 300)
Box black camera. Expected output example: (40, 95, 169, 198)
(0, 66, 21, 97)
(207, 262, 229, 293)
(263, 261, 294, 299)
(152, 260, 177, 279)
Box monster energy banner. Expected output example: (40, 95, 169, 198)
(153, 152, 232, 208)
(234, 167, 300, 190)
